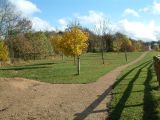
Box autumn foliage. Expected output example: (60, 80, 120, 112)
(50, 34, 63, 55)
(0, 41, 9, 62)
(49, 27, 89, 75)
(62, 27, 89, 57)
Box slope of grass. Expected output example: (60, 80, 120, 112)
(109, 51, 160, 120)
(0, 52, 142, 84)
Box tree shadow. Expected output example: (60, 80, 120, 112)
(113, 90, 144, 95)
(108, 61, 151, 120)
(74, 60, 151, 120)
(0, 66, 48, 71)
(143, 64, 159, 120)
(112, 60, 151, 88)
(0, 62, 57, 71)
(74, 85, 113, 120)
(24, 62, 56, 67)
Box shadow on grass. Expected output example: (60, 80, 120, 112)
(112, 90, 144, 95)
(24, 62, 56, 67)
(74, 60, 151, 120)
(74, 85, 113, 120)
(0, 66, 48, 71)
(0, 62, 57, 71)
(112, 60, 151, 88)
(108, 61, 151, 120)
(143, 64, 159, 120)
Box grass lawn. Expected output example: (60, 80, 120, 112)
(109, 51, 160, 120)
(0, 52, 143, 84)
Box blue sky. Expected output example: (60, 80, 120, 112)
(9, 0, 160, 41)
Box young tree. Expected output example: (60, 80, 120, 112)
(66, 20, 82, 64)
(94, 19, 112, 64)
(122, 37, 132, 62)
(113, 32, 131, 61)
(62, 27, 89, 75)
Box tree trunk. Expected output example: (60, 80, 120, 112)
(124, 48, 127, 62)
(102, 50, 105, 64)
(61, 54, 64, 60)
(74, 56, 76, 65)
(101, 38, 105, 64)
(77, 56, 80, 75)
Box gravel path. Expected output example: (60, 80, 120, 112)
(0, 52, 147, 120)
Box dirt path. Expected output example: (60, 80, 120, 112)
(0, 52, 147, 120)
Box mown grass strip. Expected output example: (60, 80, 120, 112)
(109, 52, 160, 120)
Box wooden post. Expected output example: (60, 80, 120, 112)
(153, 56, 160, 89)
(157, 61, 160, 89)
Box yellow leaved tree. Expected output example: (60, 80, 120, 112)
(0, 41, 9, 63)
(62, 27, 89, 75)
(50, 34, 64, 59)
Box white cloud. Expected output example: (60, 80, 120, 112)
(75, 10, 106, 26)
(58, 18, 68, 30)
(57, 11, 107, 31)
(139, 7, 150, 12)
(31, 17, 55, 31)
(153, 1, 160, 14)
(57, 9, 160, 41)
(123, 8, 140, 17)
(116, 19, 159, 41)
(9, 0, 40, 16)
(9, 0, 55, 31)
(139, 1, 160, 15)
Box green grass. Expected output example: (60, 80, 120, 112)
(0, 52, 142, 84)
(109, 51, 160, 120)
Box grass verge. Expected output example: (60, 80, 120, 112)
(109, 51, 160, 120)
(0, 52, 142, 84)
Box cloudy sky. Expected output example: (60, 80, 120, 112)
(8, 0, 160, 41)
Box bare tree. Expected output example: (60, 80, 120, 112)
(94, 19, 112, 64)
(0, 1, 32, 37)
(0, 0, 32, 63)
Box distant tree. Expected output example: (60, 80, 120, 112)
(130, 40, 142, 52)
(62, 27, 89, 75)
(84, 28, 99, 52)
(121, 37, 132, 52)
(94, 20, 111, 64)
(0, 0, 32, 38)
(50, 34, 64, 59)
(0, 40, 9, 62)
(0, 0, 32, 62)
(27, 32, 52, 60)
(113, 33, 123, 53)
(10, 33, 32, 60)
(103, 34, 114, 52)
(113, 32, 131, 61)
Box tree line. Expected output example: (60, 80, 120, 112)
(0, 0, 149, 64)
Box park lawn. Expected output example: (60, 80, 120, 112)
(0, 52, 143, 84)
(109, 51, 160, 120)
